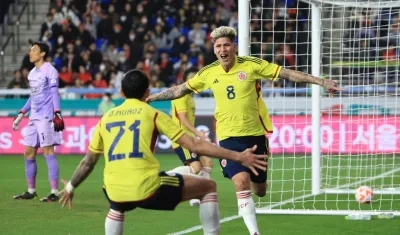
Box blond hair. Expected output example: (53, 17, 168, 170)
(210, 26, 237, 42)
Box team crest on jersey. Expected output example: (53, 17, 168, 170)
(237, 71, 247, 81)
(191, 152, 197, 158)
(221, 159, 227, 167)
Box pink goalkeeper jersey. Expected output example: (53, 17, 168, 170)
(27, 62, 59, 120)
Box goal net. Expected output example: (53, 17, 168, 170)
(244, 0, 400, 215)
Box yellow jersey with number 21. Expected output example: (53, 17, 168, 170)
(186, 56, 281, 140)
(88, 99, 185, 202)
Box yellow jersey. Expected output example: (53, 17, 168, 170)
(186, 56, 280, 140)
(170, 94, 196, 149)
(256, 80, 273, 133)
(89, 99, 185, 202)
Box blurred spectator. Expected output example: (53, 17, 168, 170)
(59, 65, 73, 87)
(382, 41, 398, 61)
(6, 70, 28, 99)
(7, 70, 28, 89)
(151, 24, 168, 50)
(40, 13, 59, 39)
(171, 35, 190, 57)
(92, 72, 108, 89)
(98, 93, 116, 115)
(188, 22, 206, 47)
(77, 65, 92, 84)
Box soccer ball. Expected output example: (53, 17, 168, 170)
(355, 186, 374, 204)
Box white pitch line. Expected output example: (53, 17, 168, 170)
(165, 193, 315, 235)
(166, 215, 241, 235)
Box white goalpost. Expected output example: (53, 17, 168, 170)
(239, 0, 400, 215)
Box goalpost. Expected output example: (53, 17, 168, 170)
(238, 0, 400, 215)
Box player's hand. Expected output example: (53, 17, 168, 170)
(145, 96, 154, 103)
(322, 79, 344, 97)
(53, 111, 65, 132)
(59, 179, 74, 209)
(12, 111, 24, 131)
(239, 145, 268, 176)
(196, 130, 210, 141)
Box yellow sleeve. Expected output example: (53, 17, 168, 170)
(171, 96, 188, 113)
(186, 72, 209, 93)
(88, 120, 104, 153)
(156, 111, 185, 142)
(257, 93, 273, 133)
(252, 57, 281, 81)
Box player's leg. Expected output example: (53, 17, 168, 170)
(103, 188, 133, 235)
(38, 120, 62, 202)
(168, 147, 204, 206)
(167, 147, 199, 174)
(187, 160, 202, 206)
(219, 137, 261, 235)
(181, 174, 220, 235)
(199, 155, 214, 179)
(251, 136, 270, 197)
(232, 172, 260, 235)
(14, 121, 39, 200)
(188, 155, 214, 207)
(139, 172, 220, 234)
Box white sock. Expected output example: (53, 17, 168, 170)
(200, 192, 220, 235)
(105, 209, 124, 235)
(28, 188, 36, 194)
(51, 189, 58, 194)
(199, 167, 212, 179)
(237, 190, 260, 235)
(167, 166, 194, 175)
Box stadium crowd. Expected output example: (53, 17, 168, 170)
(5, 0, 311, 98)
(3, 0, 400, 97)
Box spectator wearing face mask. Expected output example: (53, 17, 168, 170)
(98, 93, 116, 115)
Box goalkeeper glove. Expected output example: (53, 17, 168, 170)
(53, 110, 65, 132)
(12, 111, 25, 131)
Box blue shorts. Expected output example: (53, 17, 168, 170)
(218, 135, 269, 183)
(174, 146, 200, 165)
(103, 172, 184, 213)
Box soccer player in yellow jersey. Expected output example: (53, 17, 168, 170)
(146, 26, 342, 235)
(169, 67, 215, 207)
(58, 69, 268, 235)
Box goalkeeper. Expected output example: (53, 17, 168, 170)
(146, 26, 342, 235)
(12, 41, 65, 202)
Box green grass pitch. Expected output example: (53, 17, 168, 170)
(0, 154, 399, 235)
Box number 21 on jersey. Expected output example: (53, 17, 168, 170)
(106, 120, 143, 162)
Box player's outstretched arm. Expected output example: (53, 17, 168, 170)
(176, 134, 267, 175)
(59, 150, 101, 209)
(278, 68, 344, 96)
(178, 112, 208, 139)
(146, 83, 193, 102)
(68, 150, 101, 188)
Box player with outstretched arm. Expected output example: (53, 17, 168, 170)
(58, 69, 268, 235)
(12, 41, 65, 202)
(146, 26, 343, 235)
(168, 67, 215, 207)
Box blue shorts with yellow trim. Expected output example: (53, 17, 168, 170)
(103, 171, 184, 212)
(218, 135, 269, 183)
(174, 146, 200, 165)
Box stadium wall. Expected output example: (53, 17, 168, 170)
(0, 115, 398, 154)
